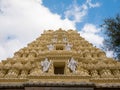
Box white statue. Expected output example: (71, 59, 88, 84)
(68, 57, 77, 73)
(41, 58, 51, 72)
(63, 38, 67, 42)
(65, 43, 72, 51)
(52, 38, 57, 43)
(47, 44, 54, 51)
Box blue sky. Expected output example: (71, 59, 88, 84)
(43, 0, 120, 29)
(0, 0, 120, 60)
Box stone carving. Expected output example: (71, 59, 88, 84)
(91, 70, 99, 78)
(47, 44, 54, 51)
(63, 37, 67, 42)
(41, 58, 51, 72)
(52, 38, 57, 43)
(28, 52, 36, 58)
(65, 43, 72, 51)
(19, 70, 28, 78)
(100, 69, 113, 78)
(68, 57, 77, 73)
(48, 62, 54, 75)
(30, 68, 42, 76)
(113, 70, 120, 77)
(77, 66, 90, 76)
(5, 69, 19, 78)
(0, 70, 5, 78)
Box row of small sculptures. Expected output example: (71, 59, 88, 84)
(14, 50, 105, 59)
(0, 67, 120, 78)
(0, 58, 120, 78)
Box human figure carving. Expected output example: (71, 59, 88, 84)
(0, 70, 5, 78)
(5, 69, 18, 78)
(47, 44, 54, 51)
(41, 58, 51, 72)
(52, 38, 57, 43)
(91, 70, 99, 77)
(68, 57, 77, 73)
(100, 69, 113, 78)
(30, 68, 41, 76)
(19, 70, 27, 78)
(63, 38, 67, 42)
(65, 43, 72, 51)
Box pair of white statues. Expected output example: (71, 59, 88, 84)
(41, 58, 77, 73)
(52, 37, 67, 43)
(47, 43, 72, 51)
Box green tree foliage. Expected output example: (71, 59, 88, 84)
(101, 14, 120, 60)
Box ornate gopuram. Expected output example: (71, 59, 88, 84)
(0, 29, 120, 90)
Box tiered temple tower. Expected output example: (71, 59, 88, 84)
(0, 29, 120, 90)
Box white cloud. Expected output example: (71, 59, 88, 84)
(106, 50, 114, 58)
(79, 23, 114, 58)
(0, 0, 75, 60)
(0, 0, 111, 60)
(86, 0, 100, 8)
(64, 0, 100, 23)
(79, 23, 104, 47)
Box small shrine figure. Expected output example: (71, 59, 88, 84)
(52, 38, 57, 43)
(41, 58, 51, 72)
(68, 57, 77, 73)
(63, 37, 67, 42)
(47, 44, 54, 51)
(65, 43, 72, 51)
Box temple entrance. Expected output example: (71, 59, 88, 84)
(54, 62, 65, 74)
(56, 45, 64, 50)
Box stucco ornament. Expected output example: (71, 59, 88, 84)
(68, 57, 77, 72)
(52, 38, 57, 43)
(47, 44, 54, 51)
(41, 58, 51, 72)
(63, 37, 67, 42)
(65, 43, 72, 51)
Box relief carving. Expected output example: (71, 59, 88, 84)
(41, 58, 51, 72)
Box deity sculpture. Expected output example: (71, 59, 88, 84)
(52, 38, 57, 43)
(47, 44, 54, 51)
(5, 69, 19, 78)
(30, 68, 42, 76)
(100, 69, 113, 78)
(0, 70, 5, 78)
(65, 43, 72, 51)
(91, 70, 99, 77)
(63, 37, 67, 42)
(79, 68, 90, 76)
(19, 70, 28, 78)
(41, 58, 51, 72)
(68, 57, 77, 73)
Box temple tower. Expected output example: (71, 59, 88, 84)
(0, 29, 120, 90)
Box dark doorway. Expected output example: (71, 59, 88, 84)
(54, 62, 65, 74)
(54, 67, 64, 74)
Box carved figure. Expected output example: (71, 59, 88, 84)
(80, 69, 89, 76)
(5, 69, 19, 78)
(91, 70, 99, 77)
(0, 70, 5, 78)
(52, 38, 57, 43)
(65, 43, 72, 51)
(30, 68, 41, 76)
(19, 70, 27, 78)
(68, 57, 77, 72)
(100, 69, 113, 78)
(41, 58, 51, 72)
(47, 44, 54, 51)
(63, 37, 67, 42)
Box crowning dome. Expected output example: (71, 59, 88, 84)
(0, 28, 120, 90)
